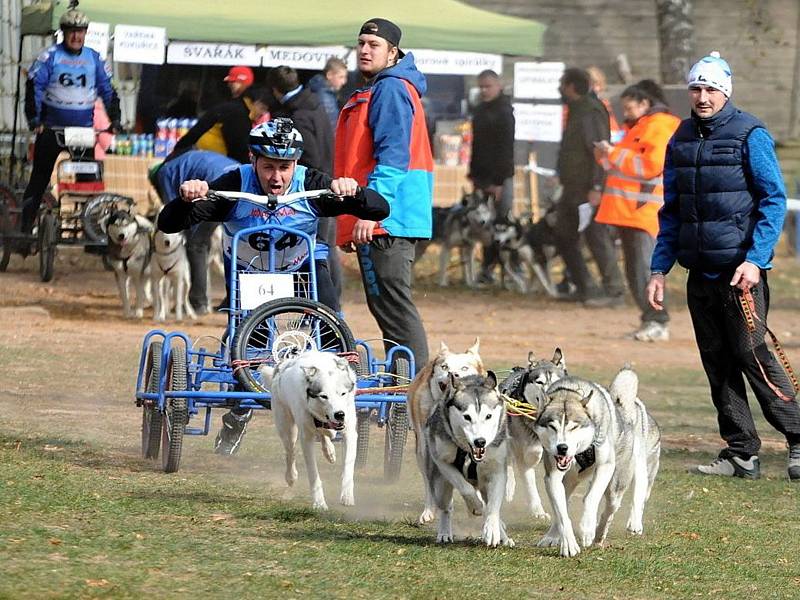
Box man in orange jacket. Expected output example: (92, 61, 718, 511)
(335, 18, 433, 368)
(594, 82, 681, 341)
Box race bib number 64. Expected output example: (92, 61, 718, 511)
(238, 273, 295, 309)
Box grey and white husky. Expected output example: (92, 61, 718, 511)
(501, 348, 568, 519)
(533, 371, 660, 557)
(103, 208, 153, 318)
(151, 230, 195, 322)
(423, 372, 514, 547)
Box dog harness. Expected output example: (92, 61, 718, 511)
(452, 447, 479, 486)
(109, 224, 152, 274)
(154, 241, 183, 275)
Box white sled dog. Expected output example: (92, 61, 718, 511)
(408, 339, 484, 524)
(424, 372, 515, 547)
(533, 372, 659, 557)
(151, 230, 196, 322)
(259, 351, 357, 510)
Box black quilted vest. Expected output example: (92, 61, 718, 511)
(670, 101, 765, 271)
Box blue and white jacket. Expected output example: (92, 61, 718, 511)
(25, 43, 120, 128)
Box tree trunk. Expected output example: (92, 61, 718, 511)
(655, 0, 695, 84)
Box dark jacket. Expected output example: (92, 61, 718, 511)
(470, 93, 515, 186)
(557, 94, 610, 194)
(669, 101, 766, 271)
(272, 87, 334, 175)
(308, 74, 341, 133)
(167, 96, 252, 164)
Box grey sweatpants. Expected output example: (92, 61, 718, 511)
(356, 236, 429, 369)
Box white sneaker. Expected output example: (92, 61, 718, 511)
(695, 455, 760, 479)
(633, 321, 670, 342)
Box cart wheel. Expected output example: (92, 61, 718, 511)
(231, 297, 355, 394)
(82, 193, 131, 242)
(141, 341, 164, 459)
(384, 358, 410, 482)
(355, 410, 371, 469)
(38, 211, 58, 282)
(0, 184, 18, 272)
(161, 346, 188, 473)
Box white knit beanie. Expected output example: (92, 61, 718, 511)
(687, 51, 732, 97)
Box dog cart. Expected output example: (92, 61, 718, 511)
(1, 126, 133, 281)
(134, 189, 415, 480)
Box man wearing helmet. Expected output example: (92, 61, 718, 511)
(20, 5, 121, 237)
(158, 118, 389, 455)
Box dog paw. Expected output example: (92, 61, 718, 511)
(321, 437, 336, 464)
(579, 518, 597, 548)
(502, 536, 516, 548)
(560, 534, 581, 557)
(537, 533, 560, 548)
(528, 504, 550, 521)
(285, 464, 298, 487)
(626, 518, 644, 535)
(312, 498, 329, 511)
(436, 532, 454, 543)
(579, 529, 595, 549)
(340, 487, 355, 507)
(134, 308, 144, 319)
(465, 494, 485, 517)
(482, 515, 503, 548)
(418, 507, 436, 524)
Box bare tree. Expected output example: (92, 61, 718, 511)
(655, 0, 694, 84)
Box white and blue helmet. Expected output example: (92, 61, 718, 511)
(248, 118, 304, 161)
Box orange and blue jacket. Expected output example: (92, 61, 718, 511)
(334, 53, 433, 245)
(595, 107, 681, 237)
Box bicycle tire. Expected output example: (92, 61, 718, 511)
(38, 211, 58, 282)
(231, 297, 355, 394)
(0, 184, 18, 272)
(383, 358, 410, 482)
(161, 346, 188, 473)
(355, 410, 371, 469)
(141, 341, 164, 459)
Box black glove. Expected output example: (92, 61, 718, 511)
(110, 121, 123, 134)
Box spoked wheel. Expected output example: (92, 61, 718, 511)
(161, 346, 188, 473)
(141, 341, 164, 459)
(0, 184, 19, 272)
(354, 346, 371, 469)
(384, 358, 410, 482)
(82, 193, 132, 243)
(231, 297, 355, 394)
(38, 211, 58, 282)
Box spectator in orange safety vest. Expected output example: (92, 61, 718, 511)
(593, 81, 681, 341)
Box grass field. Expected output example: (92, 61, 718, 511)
(2, 365, 800, 600)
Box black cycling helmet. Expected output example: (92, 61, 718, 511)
(248, 118, 304, 161)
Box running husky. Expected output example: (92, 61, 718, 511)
(408, 340, 484, 524)
(151, 230, 196, 322)
(103, 208, 153, 318)
(424, 372, 515, 547)
(260, 351, 358, 510)
(534, 372, 659, 557)
(501, 348, 567, 519)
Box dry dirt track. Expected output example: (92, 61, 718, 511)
(2, 249, 798, 477)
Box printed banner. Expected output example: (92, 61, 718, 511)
(113, 25, 166, 65)
(407, 50, 502, 75)
(167, 42, 261, 66)
(513, 62, 565, 100)
(513, 103, 563, 142)
(261, 46, 351, 70)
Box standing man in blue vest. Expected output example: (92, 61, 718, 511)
(646, 52, 800, 481)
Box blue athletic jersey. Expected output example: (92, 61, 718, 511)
(222, 164, 328, 271)
(28, 43, 115, 127)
